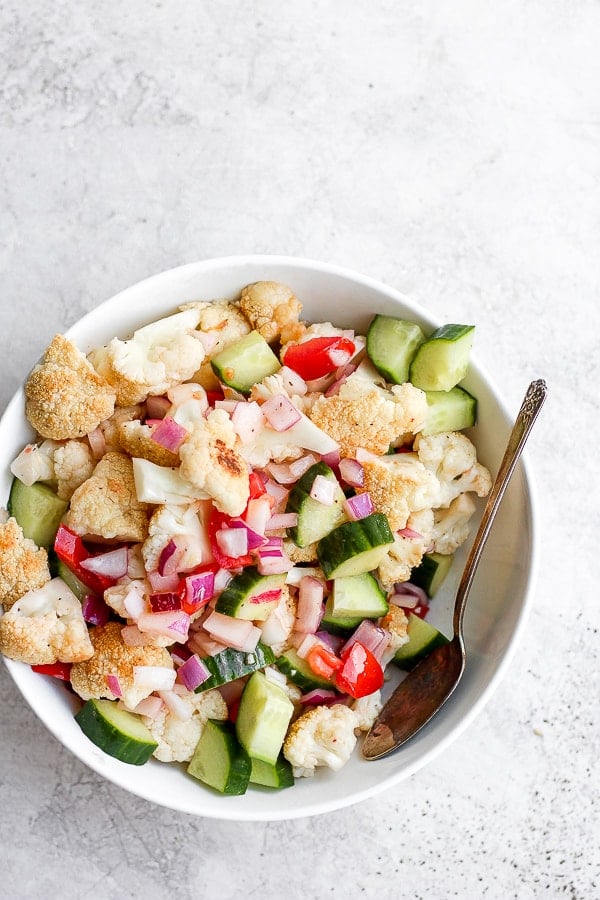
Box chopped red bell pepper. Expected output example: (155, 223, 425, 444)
(335, 640, 384, 699)
(31, 661, 72, 681)
(248, 470, 268, 500)
(306, 643, 343, 681)
(53, 525, 116, 595)
(282, 336, 356, 381)
(206, 388, 225, 407)
(208, 509, 253, 570)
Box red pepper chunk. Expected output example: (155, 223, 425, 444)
(335, 641, 384, 699)
(31, 661, 72, 681)
(306, 644, 343, 681)
(208, 509, 253, 570)
(282, 336, 356, 381)
(53, 525, 116, 595)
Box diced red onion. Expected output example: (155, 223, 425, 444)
(216, 526, 248, 558)
(146, 395, 171, 420)
(390, 581, 429, 606)
(148, 569, 180, 593)
(397, 527, 424, 540)
(294, 632, 320, 659)
(170, 644, 191, 667)
(183, 570, 215, 609)
(305, 373, 337, 393)
(149, 592, 182, 613)
(213, 567, 233, 593)
(264, 478, 290, 507)
(176, 653, 211, 691)
(300, 688, 339, 706)
(315, 630, 345, 654)
(151, 415, 189, 452)
(137, 610, 191, 643)
(123, 585, 146, 621)
(309, 474, 337, 506)
(265, 512, 298, 532)
(158, 689, 192, 721)
(106, 673, 122, 697)
(255, 538, 292, 575)
(289, 454, 318, 479)
(158, 539, 183, 577)
(320, 449, 341, 470)
(203, 611, 260, 652)
(266, 462, 299, 485)
(132, 695, 164, 718)
(231, 400, 265, 442)
(244, 496, 272, 535)
(133, 665, 177, 691)
(249, 589, 282, 607)
(343, 492, 374, 521)
(339, 457, 364, 488)
(260, 599, 293, 646)
(278, 365, 308, 396)
(261, 394, 302, 432)
(228, 518, 268, 551)
(342, 620, 390, 663)
(80, 547, 128, 580)
(81, 594, 111, 626)
(87, 427, 106, 460)
(187, 630, 228, 657)
(296, 576, 324, 634)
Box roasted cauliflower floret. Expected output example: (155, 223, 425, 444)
(53, 440, 95, 500)
(431, 493, 477, 554)
(283, 703, 359, 777)
(0, 577, 93, 664)
(65, 451, 149, 542)
(179, 409, 249, 516)
(415, 431, 492, 507)
(144, 688, 228, 763)
(378, 604, 409, 667)
(25, 334, 116, 440)
(142, 502, 210, 573)
(98, 404, 144, 453)
(0, 517, 51, 611)
(10, 440, 58, 486)
(89, 308, 205, 406)
(352, 690, 383, 732)
(183, 299, 251, 390)
(361, 453, 440, 531)
(118, 420, 180, 468)
(377, 508, 434, 587)
(70, 620, 173, 709)
(239, 281, 302, 344)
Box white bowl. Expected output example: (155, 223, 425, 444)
(0, 256, 538, 820)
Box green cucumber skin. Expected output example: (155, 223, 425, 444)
(75, 699, 158, 765)
(235, 671, 294, 765)
(250, 754, 295, 789)
(210, 331, 280, 394)
(422, 387, 477, 436)
(411, 552, 454, 598)
(194, 642, 275, 692)
(286, 462, 347, 548)
(409, 324, 475, 392)
(329, 572, 388, 620)
(317, 513, 394, 579)
(7, 477, 68, 548)
(187, 719, 251, 795)
(366, 315, 426, 385)
(275, 647, 333, 691)
(214, 568, 285, 621)
(393, 613, 449, 671)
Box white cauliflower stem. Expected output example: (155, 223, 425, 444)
(283, 703, 359, 777)
(415, 431, 492, 507)
(144, 688, 228, 762)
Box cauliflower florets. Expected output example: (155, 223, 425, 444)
(144, 688, 228, 762)
(378, 604, 410, 667)
(53, 440, 95, 500)
(360, 452, 440, 530)
(239, 281, 302, 344)
(283, 703, 359, 777)
(10, 440, 58, 486)
(99, 404, 144, 453)
(118, 420, 180, 468)
(182, 299, 251, 391)
(25, 334, 116, 440)
(0, 577, 93, 664)
(352, 690, 383, 732)
(142, 502, 211, 573)
(179, 409, 249, 516)
(0, 517, 51, 611)
(415, 431, 492, 507)
(89, 308, 205, 406)
(431, 493, 477, 554)
(65, 451, 149, 542)
(377, 508, 434, 587)
(70, 620, 173, 709)
(103, 579, 146, 619)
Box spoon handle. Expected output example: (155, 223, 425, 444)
(453, 378, 547, 635)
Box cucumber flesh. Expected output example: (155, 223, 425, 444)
(285, 462, 347, 547)
(194, 642, 275, 692)
(393, 613, 449, 670)
(410, 552, 454, 598)
(366, 315, 425, 384)
(421, 386, 477, 436)
(235, 671, 294, 765)
(187, 719, 251, 795)
(250, 754, 295, 789)
(210, 331, 281, 394)
(409, 324, 475, 392)
(319, 598, 363, 634)
(317, 513, 394, 579)
(276, 647, 333, 691)
(7, 477, 68, 548)
(75, 699, 158, 765)
(56, 559, 90, 602)
(214, 568, 286, 621)
(329, 572, 388, 620)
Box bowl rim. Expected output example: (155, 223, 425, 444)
(0, 254, 540, 820)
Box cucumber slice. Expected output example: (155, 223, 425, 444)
(285, 462, 347, 547)
(214, 568, 286, 621)
(410, 552, 454, 597)
(317, 513, 394, 579)
(7, 477, 68, 548)
(276, 647, 333, 691)
(194, 642, 275, 693)
(366, 315, 426, 384)
(235, 670, 294, 765)
(75, 699, 158, 765)
(409, 324, 475, 392)
(329, 572, 388, 621)
(421, 386, 477, 436)
(187, 719, 251, 795)
(250, 754, 295, 789)
(56, 559, 89, 602)
(210, 331, 281, 394)
(393, 613, 449, 670)
(319, 599, 363, 634)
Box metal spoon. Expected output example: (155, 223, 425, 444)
(362, 378, 547, 760)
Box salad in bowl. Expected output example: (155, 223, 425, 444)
(0, 257, 536, 819)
